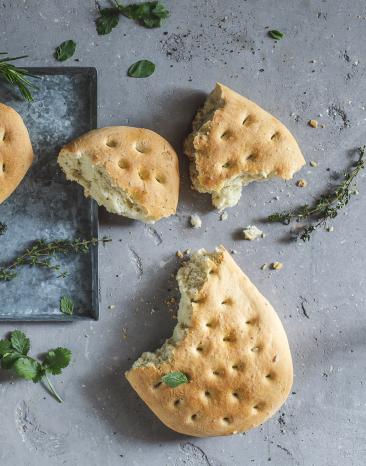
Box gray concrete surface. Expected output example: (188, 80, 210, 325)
(1, 1, 366, 465)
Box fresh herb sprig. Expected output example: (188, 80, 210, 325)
(0, 237, 111, 281)
(96, 1, 169, 35)
(0, 53, 38, 101)
(267, 146, 365, 241)
(0, 222, 7, 236)
(0, 330, 71, 403)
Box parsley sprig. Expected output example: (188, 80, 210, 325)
(0, 53, 38, 101)
(0, 237, 111, 281)
(0, 330, 71, 403)
(267, 146, 365, 241)
(96, 1, 169, 35)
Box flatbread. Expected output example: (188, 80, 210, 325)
(126, 247, 293, 437)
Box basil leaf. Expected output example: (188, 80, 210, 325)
(60, 296, 74, 315)
(54, 40, 76, 62)
(96, 8, 120, 35)
(127, 60, 155, 78)
(161, 371, 188, 388)
(123, 2, 169, 28)
(268, 30, 284, 40)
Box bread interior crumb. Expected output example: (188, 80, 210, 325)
(58, 151, 155, 223)
(132, 250, 221, 368)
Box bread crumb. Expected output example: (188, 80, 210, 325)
(310, 160, 318, 167)
(296, 179, 308, 188)
(185, 249, 191, 255)
(220, 211, 228, 221)
(327, 226, 334, 232)
(309, 119, 318, 128)
(271, 262, 283, 270)
(261, 263, 268, 270)
(190, 214, 202, 229)
(176, 250, 184, 258)
(243, 225, 265, 240)
(108, 304, 115, 310)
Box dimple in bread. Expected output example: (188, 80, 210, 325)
(184, 83, 305, 209)
(126, 247, 293, 437)
(0, 103, 34, 204)
(58, 126, 179, 223)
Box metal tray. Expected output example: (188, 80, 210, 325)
(0, 67, 99, 321)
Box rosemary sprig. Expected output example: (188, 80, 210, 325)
(0, 237, 111, 281)
(0, 222, 7, 236)
(0, 53, 39, 101)
(267, 146, 365, 241)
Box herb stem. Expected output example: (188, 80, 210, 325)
(43, 374, 63, 403)
(267, 146, 365, 240)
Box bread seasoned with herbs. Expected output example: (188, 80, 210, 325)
(0, 103, 34, 204)
(58, 126, 179, 223)
(184, 83, 305, 209)
(126, 246, 293, 437)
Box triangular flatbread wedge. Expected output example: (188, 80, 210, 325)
(184, 83, 305, 209)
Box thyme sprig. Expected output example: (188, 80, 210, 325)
(0, 53, 39, 101)
(0, 237, 111, 281)
(267, 146, 365, 241)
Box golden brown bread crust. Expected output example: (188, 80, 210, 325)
(0, 103, 34, 204)
(126, 247, 293, 437)
(59, 126, 179, 222)
(184, 83, 305, 194)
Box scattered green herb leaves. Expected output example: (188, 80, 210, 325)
(161, 371, 188, 388)
(0, 237, 111, 282)
(54, 40, 77, 62)
(96, 1, 169, 35)
(0, 330, 71, 402)
(267, 146, 365, 241)
(96, 7, 120, 34)
(127, 59, 155, 78)
(268, 30, 284, 40)
(0, 53, 39, 101)
(60, 296, 74, 315)
(0, 222, 7, 236)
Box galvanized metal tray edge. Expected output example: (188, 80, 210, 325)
(0, 67, 99, 322)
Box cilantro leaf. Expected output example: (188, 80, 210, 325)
(10, 330, 30, 355)
(161, 371, 188, 388)
(127, 59, 155, 78)
(0, 339, 11, 356)
(96, 8, 120, 35)
(43, 348, 72, 375)
(60, 296, 74, 315)
(54, 40, 77, 62)
(0, 330, 71, 403)
(14, 357, 42, 381)
(1, 351, 22, 369)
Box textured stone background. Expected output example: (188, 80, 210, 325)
(0, 1, 366, 465)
